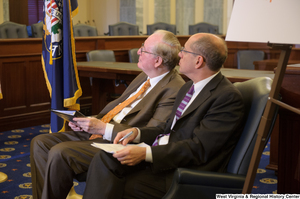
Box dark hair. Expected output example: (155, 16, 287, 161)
(191, 35, 228, 71)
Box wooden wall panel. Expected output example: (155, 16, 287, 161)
(8, 0, 44, 26)
(9, 0, 29, 25)
(75, 38, 101, 52)
(2, 61, 27, 110)
(27, 59, 50, 105)
(103, 36, 146, 49)
(0, 38, 49, 131)
(0, 55, 51, 131)
(290, 49, 300, 60)
(0, 39, 42, 56)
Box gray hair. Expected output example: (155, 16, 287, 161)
(152, 30, 181, 70)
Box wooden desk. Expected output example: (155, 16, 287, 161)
(77, 61, 275, 114)
(254, 59, 300, 71)
(277, 65, 300, 193)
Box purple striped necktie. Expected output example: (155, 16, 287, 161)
(152, 85, 195, 146)
(175, 84, 195, 121)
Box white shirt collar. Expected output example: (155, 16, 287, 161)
(148, 71, 170, 87)
(193, 71, 220, 95)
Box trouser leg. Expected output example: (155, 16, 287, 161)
(83, 150, 139, 199)
(30, 131, 91, 199)
(42, 138, 103, 199)
(123, 168, 168, 199)
(83, 150, 168, 199)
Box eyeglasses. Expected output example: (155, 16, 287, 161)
(140, 43, 160, 57)
(180, 47, 206, 61)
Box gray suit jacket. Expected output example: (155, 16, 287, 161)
(139, 72, 245, 183)
(95, 68, 185, 140)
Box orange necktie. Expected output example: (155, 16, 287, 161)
(89, 79, 151, 140)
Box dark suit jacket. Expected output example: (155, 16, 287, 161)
(95, 68, 185, 140)
(139, 72, 245, 185)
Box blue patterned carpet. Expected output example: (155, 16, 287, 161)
(0, 124, 277, 198)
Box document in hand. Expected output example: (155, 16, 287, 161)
(51, 109, 85, 123)
(91, 142, 149, 154)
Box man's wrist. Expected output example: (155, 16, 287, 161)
(103, 122, 114, 141)
(133, 127, 141, 143)
(101, 122, 107, 135)
(145, 145, 153, 162)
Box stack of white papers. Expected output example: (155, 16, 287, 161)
(91, 142, 148, 154)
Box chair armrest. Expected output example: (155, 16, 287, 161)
(163, 168, 246, 199)
(176, 168, 246, 188)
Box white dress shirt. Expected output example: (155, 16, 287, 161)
(102, 71, 169, 141)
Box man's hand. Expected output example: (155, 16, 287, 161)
(113, 145, 146, 166)
(72, 117, 106, 135)
(114, 128, 138, 145)
(68, 121, 83, 131)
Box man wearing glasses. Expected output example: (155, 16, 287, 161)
(30, 30, 185, 199)
(82, 33, 245, 199)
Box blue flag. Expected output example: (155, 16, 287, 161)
(42, 0, 82, 133)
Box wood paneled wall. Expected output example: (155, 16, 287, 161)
(9, 0, 28, 25)
(8, 0, 43, 26)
